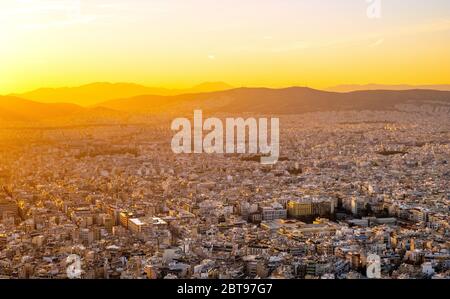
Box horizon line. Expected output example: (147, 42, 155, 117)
(4, 81, 450, 97)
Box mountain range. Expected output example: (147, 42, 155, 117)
(327, 84, 450, 92)
(0, 96, 84, 122)
(10, 82, 234, 106)
(95, 87, 450, 114)
(1, 87, 449, 123)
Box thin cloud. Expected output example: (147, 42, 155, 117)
(0, 0, 101, 30)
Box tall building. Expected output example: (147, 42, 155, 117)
(287, 200, 312, 217)
(312, 200, 333, 217)
(287, 198, 333, 219)
(0, 198, 18, 220)
(119, 211, 134, 228)
(0, 233, 6, 249)
(261, 207, 287, 221)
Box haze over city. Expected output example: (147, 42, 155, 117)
(0, 0, 449, 282)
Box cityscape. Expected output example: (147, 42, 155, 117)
(0, 107, 448, 279)
(0, 0, 449, 281)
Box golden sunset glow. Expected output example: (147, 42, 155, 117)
(1, 0, 450, 96)
(0, 1, 449, 285)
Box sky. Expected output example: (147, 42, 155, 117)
(1, 0, 450, 94)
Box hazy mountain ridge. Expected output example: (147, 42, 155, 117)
(0, 96, 84, 122)
(11, 82, 234, 106)
(96, 87, 450, 115)
(327, 84, 450, 92)
(1, 88, 450, 124)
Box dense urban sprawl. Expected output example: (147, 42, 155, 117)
(0, 110, 448, 279)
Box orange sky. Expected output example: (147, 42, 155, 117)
(1, 0, 450, 95)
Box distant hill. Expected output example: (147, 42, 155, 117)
(327, 84, 450, 92)
(2, 88, 449, 124)
(96, 87, 450, 115)
(0, 96, 84, 122)
(188, 82, 234, 94)
(12, 82, 234, 106)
